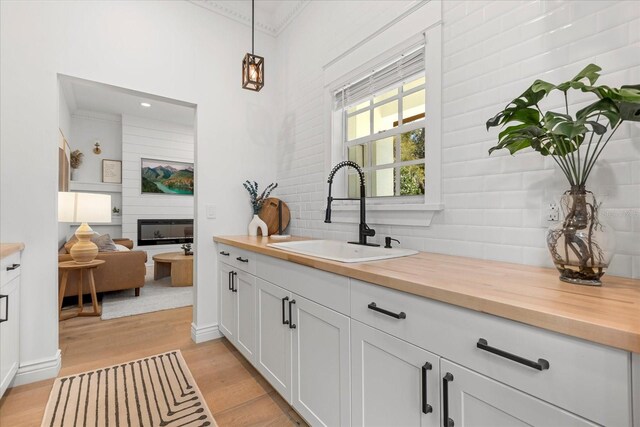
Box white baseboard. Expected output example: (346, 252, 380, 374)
(13, 349, 62, 387)
(190, 322, 222, 343)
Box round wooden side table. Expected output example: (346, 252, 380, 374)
(58, 259, 105, 321)
(152, 252, 193, 287)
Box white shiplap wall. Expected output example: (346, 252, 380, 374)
(121, 115, 194, 261)
(275, 0, 640, 278)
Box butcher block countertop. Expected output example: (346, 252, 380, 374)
(0, 243, 24, 259)
(214, 235, 640, 353)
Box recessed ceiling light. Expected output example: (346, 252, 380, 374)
(140, 102, 151, 108)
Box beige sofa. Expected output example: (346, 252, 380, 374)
(58, 238, 147, 297)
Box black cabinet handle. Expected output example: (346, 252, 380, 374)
(443, 372, 454, 427)
(282, 296, 289, 325)
(288, 299, 296, 329)
(6, 264, 19, 271)
(367, 302, 406, 319)
(421, 362, 432, 414)
(231, 272, 238, 292)
(477, 338, 549, 371)
(219, 251, 230, 256)
(0, 295, 8, 323)
(236, 257, 249, 263)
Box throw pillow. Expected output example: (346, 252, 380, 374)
(91, 234, 117, 252)
(114, 244, 131, 252)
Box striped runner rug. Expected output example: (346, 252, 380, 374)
(41, 350, 216, 427)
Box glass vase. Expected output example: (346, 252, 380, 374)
(546, 187, 615, 286)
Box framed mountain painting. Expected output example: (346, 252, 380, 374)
(141, 158, 194, 195)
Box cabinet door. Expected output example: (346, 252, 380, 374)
(256, 278, 292, 402)
(440, 359, 597, 427)
(351, 320, 439, 427)
(0, 277, 20, 397)
(235, 270, 256, 363)
(218, 262, 236, 343)
(291, 295, 350, 426)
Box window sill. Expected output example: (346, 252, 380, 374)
(330, 203, 443, 227)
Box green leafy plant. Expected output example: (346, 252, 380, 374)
(486, 64, 640, 191)
(243, 181, 278, 214)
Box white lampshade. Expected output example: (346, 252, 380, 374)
(58, 192, 112, 223)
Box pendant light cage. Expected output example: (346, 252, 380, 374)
(242, 0, 264, 91)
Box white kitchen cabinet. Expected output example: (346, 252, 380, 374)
(291, 295, 351, 427)
(255, 278, 292, 401)
(0, 252, 21, 397)
(218, 261, 236, 342)
(235, 270, 256, 364)
(440, 359, 596, 427)
(351, 320, 440, 427)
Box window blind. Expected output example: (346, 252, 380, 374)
(334, 45, 425, 109)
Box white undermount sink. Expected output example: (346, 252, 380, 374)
(267, 239, 418, 263)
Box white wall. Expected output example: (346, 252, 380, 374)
(122, 114, 194, 262)
(69, 110, 122, 183)
(275, 0, 640, 278)
(1, 0, 277, 384)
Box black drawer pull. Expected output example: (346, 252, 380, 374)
(367, 302, 406, 319)
(288, 299, 296, 329)
(421, 362, 432, 414)
(443, 372, 454, 427)
(477, 338, 549, 371)
(231, 272, 238, 292)
(6, 264, 20, 271)
(281, 296, 289, 325)
(0, 294, 7, 323)
(236, 257, 249, 263)
(228, 271, 233, 291)
(219, 251, 230, 256)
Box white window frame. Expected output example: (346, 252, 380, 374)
(323, 1, 443, 227)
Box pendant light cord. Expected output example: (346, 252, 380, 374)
(251, 0, 255, 54)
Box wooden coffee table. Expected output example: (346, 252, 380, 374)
(152, 252, 193, 287)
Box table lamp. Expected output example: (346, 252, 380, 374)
(58, 192, 111, 263)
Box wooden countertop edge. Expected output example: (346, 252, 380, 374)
(0, 242, 25, 259)
(213, 236, 640, 353)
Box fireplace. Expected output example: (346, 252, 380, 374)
(137, 219, 194, 246)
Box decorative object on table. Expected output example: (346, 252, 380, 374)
(41, 350, 216, 426)
(487, 64, 640, 286)
(181, 243, 193, 256)
(241, 0, 264, 92)
(141, 158, 194, 195)
(102, 159, 122, 183)
(243, 181, 277, 236)
(58, 192, 112, 263)
(112, 206, 120, 216)
(69, 149, 83, 181)
(92, 140, 102, 154)
(259, 197, 291, 239)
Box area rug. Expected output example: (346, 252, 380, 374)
(41, 350, 216, 427)
(101, 267, 192, 320)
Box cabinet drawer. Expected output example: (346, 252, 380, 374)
(0, 252, 21, 286)
(256, 254, 350, 316)
(351, 279, 631, 427)
(217, 244, 256, 275)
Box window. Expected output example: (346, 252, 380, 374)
(334, 47, 426, 199)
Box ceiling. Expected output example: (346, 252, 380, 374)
(60, 77, 196, 126)
(189, 0, 309, 36)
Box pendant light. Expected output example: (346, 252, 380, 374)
(242, 0, 264, 91)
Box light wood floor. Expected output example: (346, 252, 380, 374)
(0, 307, 307, 426)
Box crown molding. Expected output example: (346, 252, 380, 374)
(188, 0, 309, 36)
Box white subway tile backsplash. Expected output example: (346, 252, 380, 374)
(277, 0, 640, 278)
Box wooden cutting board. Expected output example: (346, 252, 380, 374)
(259, 198, 290, 236)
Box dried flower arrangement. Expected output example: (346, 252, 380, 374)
(243, 181, 278, 214)
(70, 150, 84, 169)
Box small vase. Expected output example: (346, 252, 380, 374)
(546, 187, 615, 286)
(248, 214, 268, 237)
(70, 169, 78, 181)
